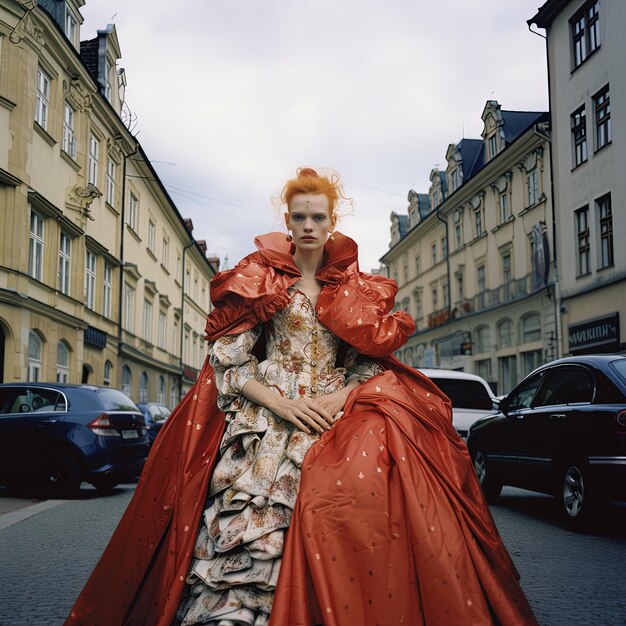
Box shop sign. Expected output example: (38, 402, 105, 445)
(568, 313, 619, 352)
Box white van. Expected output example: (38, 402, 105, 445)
(419, 369, 499, 438)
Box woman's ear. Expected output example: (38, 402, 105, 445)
(284, 211, 290, 230)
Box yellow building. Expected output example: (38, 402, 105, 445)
(0, 0, 217, 403)
(382, 101, 556, 395)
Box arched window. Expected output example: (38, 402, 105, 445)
(170, 383, 178, 409)
(474, 326, 491, 354)
(28, 331, 43, 382)
(104, 360, 113, 386)
(122, 365, 132, 396)
(497, 319, 515, 349)
(139, 371, 148, 402)
(522, 313, 541, 343)
(157, 375, 165, 404)
(56, 341, 70, 382)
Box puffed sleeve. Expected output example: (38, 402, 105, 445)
(209, 325, 263, 413)
(344, 345, 382, 385)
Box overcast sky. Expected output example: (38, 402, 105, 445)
(80, 0, 548, 272)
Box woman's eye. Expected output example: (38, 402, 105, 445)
(315, 215, 327, 221)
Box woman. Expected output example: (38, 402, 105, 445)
(66, 169, 538, 626)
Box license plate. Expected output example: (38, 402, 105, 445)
(122, 429, 139, 439)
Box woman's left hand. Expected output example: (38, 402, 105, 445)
(313, 382, 358, 420)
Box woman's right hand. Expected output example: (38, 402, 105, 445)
(267, 395, 334, 435)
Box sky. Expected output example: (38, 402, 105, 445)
(80, 0, 548, 272)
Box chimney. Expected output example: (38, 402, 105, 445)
(196, 239, 207, 255)
(184, 218, 194, 234)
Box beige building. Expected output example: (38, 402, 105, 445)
(382, 101, 556, 395)
(530, 0, 626, 356)
(0, 0, 217, 403)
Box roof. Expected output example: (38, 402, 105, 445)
(457, 138, 484, 181)
(528, 0, 571, 29)
(396, 214, 409, 238)
(78, 37, 99, 84)
(501, 110, 547, 144)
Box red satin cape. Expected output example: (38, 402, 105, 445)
(65, 233, 537, 625)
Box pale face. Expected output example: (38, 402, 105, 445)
(285, 193, 334, 251)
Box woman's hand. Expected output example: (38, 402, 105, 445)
(313, 380, 359, 420)
(267, 395, 334, 435)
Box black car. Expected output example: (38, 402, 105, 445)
(467, 355, 626, 529)
(136, 402, 171, 445)
(0, 383, 149, 497)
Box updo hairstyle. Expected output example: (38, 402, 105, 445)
(280, 167, 349, 227)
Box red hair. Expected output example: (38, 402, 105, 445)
(281, 168, 348, 225)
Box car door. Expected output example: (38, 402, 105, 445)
(484, 370, 547, 484)
(515, 365, 594, 493)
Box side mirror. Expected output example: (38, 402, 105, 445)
(498, 397, 509, 415)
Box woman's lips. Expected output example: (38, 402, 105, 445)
(300, 236, 316, 241)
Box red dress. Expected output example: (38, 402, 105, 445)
(65, 233, 538, 626)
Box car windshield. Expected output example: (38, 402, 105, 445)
(429, 379, 493, 410)
(149, 405, 169, 422)
(609, 359, 626, 385)
(96, 388, 139, 412)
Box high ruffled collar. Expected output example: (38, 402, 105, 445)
(253, 232, 359, 283)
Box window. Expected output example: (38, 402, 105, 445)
(571, 1, 600, 68)
(65, 6, 77, 45)
(148, 220, 156, 253)
(170, 384, 178, 409)
(475, 359, 492, 384)
(521, 350, 542, 378)
(456, 272, 464, 301)
(105, 58, 113, 101)
(414, 291, 423, 319)
(476, 265, 486, 308)
(157, 376, 165, 404)
(498, 319, 514, 349)
(128, 193, 138, 231)
(474, 208, 483, 237)
(88, 134, 99, 186)
(498, 355, 518, 396)
(185, 270, 191, 293)
(158, 311, 167, 349)
(455, 222, 463, 248)
(594, 85, 611, 150)
(534, 366, 593, 407)
(507, 370, 545, 411)
(571, 106, 587, 167)
(499, 192, 510, 223)
(103, 264, 112, 318)
(143, 299, 153, 342)
(431, 242, 437, 266)
(28, 331, 43, 382)
(527, 168, 539, 206)
(124, 283, 135, 332)
(139, 372, 148, 403)
(597, 193, 613, 268)
(122, 365, 132, 396)
(59, 233, 71, 295)
(85, 251, 96, 309)
(502, 252, 512, 301)
(488, 135, 498, 159)
(104, 360, 112, 386)
(450, 169, 460, 192)
(432, 287, 438, 311)
(176, 253, 182, 283)
(441, 235, 448, 260)
(575, 206, 591, 276)
(35, 66, 50, 129)
(522, 314, 541, 343)
(57, 341, 70, 383)
(193, 273, 199, 301)
(442, 283, 449, 309)
(415, 255, 421, 275)
(29, 211, 44, 281)
(162, 237, 169, 268)
(63, 102, 76, 158)
(475, 326, 491, 354)
(106, 158, 116, 206)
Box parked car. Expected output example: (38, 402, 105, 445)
(136, 402, 171, 445)
(0, 383, 149, 497)
(467, 355, 626, 530)
(419, 368, 499, 437)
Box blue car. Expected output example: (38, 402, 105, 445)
(0, 383, 149, 497)
(136, 402, 172, 446)
(467, 355, 626, 530)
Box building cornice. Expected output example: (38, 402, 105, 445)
(528, 0, 571, 30)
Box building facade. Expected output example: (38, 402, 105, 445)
(530, 0, 626, 356)
(0, 0, 216, 403)
(382, 101, 556, 395)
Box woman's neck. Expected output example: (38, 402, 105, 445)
(293, 248, 324, 278)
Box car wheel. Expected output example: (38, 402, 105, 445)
(39, 450, 82, 498)
(558, 460, 596, 531)
(473, 448, 502, 503)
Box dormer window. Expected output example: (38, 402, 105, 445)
(105, 58, 113, 101)
(488, 135, 498, 159)
(64, 4, 79, 48)
(450, 169, 460, 192)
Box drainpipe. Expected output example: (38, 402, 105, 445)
(178, 240, 195, 400)
(529, 22, 562, 359)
